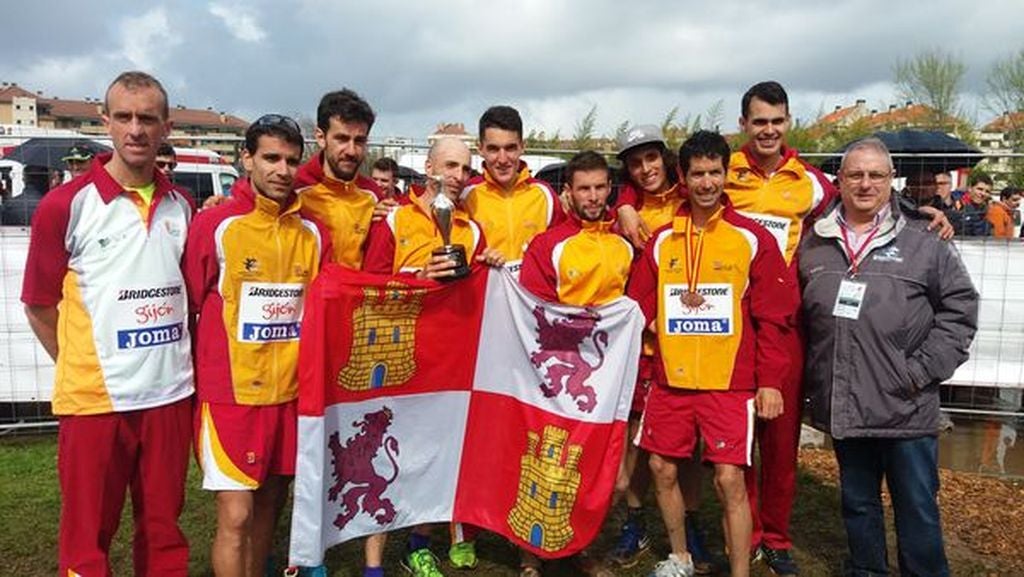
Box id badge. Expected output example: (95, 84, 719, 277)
(832, 279, 866, 320)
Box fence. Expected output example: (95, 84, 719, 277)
(3, 136, 1024, 431)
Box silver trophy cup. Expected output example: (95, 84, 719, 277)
(430, 176, 470, 280)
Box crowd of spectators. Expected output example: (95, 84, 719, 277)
(900, 170, 1023, 238)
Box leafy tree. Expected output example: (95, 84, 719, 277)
(661, 106, 684, 150)
(702, 99, 724, 132)
(893, 49, 966, 131)
(572, 105, 598, 150)
(986, 48, 1024, 147)
(612, 120, 630, 145)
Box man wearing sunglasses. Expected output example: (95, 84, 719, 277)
(156, 142, 178, 178)
(185, 113, 331, 577)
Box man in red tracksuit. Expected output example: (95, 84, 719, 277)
(724, 81, 836, 576)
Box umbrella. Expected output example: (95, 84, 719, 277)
(0, 138, 111, 171)
(820, 129, 983, 175)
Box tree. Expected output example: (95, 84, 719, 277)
(612, 120, 631, 145)
(572, 105, 598, 150)
(702, 99, 724, 132)
(986, 48, 1024, 141)
(660, 106, 683, 150)
(893, 49, 966, 131)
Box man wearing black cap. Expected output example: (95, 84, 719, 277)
(62, 144, 95, 179)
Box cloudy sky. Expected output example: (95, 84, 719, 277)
(2, 0, 1022, 142)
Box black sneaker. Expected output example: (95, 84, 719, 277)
(684, 515, 716, 576)
(758, 544, 799, 576)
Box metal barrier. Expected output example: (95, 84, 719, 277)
(2, 137, 1024, 433)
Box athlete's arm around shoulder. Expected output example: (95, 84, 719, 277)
(361, 216, 397, 275)
(519, 227, 559, 302)
(182, 202, 236, 315)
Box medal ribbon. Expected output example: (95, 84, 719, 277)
(684, 217, 705, 295)
(839, 224, 880, 276)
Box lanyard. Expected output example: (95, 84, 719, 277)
(684, 218, 705, 294)
(839, 225, 880, 276)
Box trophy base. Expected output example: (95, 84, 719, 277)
(432, 245, 470, 281)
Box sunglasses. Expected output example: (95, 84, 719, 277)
(155, 160, 177, 170)
(254, 113, 302, 135)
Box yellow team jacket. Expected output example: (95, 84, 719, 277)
(362, 185, 484, 275)
(461, 162, 565, 275)
(725, 146, 837, 266)
(184, 178, 330, 405)
(295, 153, 380, 268)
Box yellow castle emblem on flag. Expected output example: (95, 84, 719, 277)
(507, 425, 582, 552)
(337, 283, 425, 391)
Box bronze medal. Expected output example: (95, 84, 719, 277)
(681, 291, 705, 308)
(683, 217, 706, 307)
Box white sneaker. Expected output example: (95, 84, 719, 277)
(648, 553, 695, 577)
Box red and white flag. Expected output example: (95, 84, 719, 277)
(288, 264, 643, 566)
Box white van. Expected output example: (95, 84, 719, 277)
(170, 147, 239, 204)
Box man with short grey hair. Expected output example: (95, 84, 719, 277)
(798, 137, 978, 577)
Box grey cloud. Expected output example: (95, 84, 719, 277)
(1, 0, 1022, 138)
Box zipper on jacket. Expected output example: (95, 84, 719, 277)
(273, 218, 282, 403)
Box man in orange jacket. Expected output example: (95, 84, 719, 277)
(987, 186, 1020, 238)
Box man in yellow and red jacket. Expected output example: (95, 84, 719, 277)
(363, 137, 489, 280)
(518, 149, 633, 577)
(461, 105, 566, 279)
(721, 82, 836, 575)
(361, 136, 503, 577)
(448, 105, 566, 568)
(295, 89, 388, 269)
(184, 115, 331, 577)
(627, 131, 798, 577)
(520, 150, 633, 309)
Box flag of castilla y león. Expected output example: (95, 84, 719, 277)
(289, 264, 643, 567)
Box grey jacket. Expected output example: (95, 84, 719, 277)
(799, 199, 978, 439)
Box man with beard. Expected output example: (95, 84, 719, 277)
(296, 89, 392, 269)
(516, 151, 631, 577)
(292, 89, 394, 577)
(520, 150, 633, 313)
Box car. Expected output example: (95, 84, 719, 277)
(168, 147, 239, 205)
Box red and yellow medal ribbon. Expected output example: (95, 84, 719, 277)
(684, 217, 705, 295)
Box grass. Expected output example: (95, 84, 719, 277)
(0, 434, 1009, 576)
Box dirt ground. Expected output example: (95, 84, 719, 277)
(799, 448, 1024, 576)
